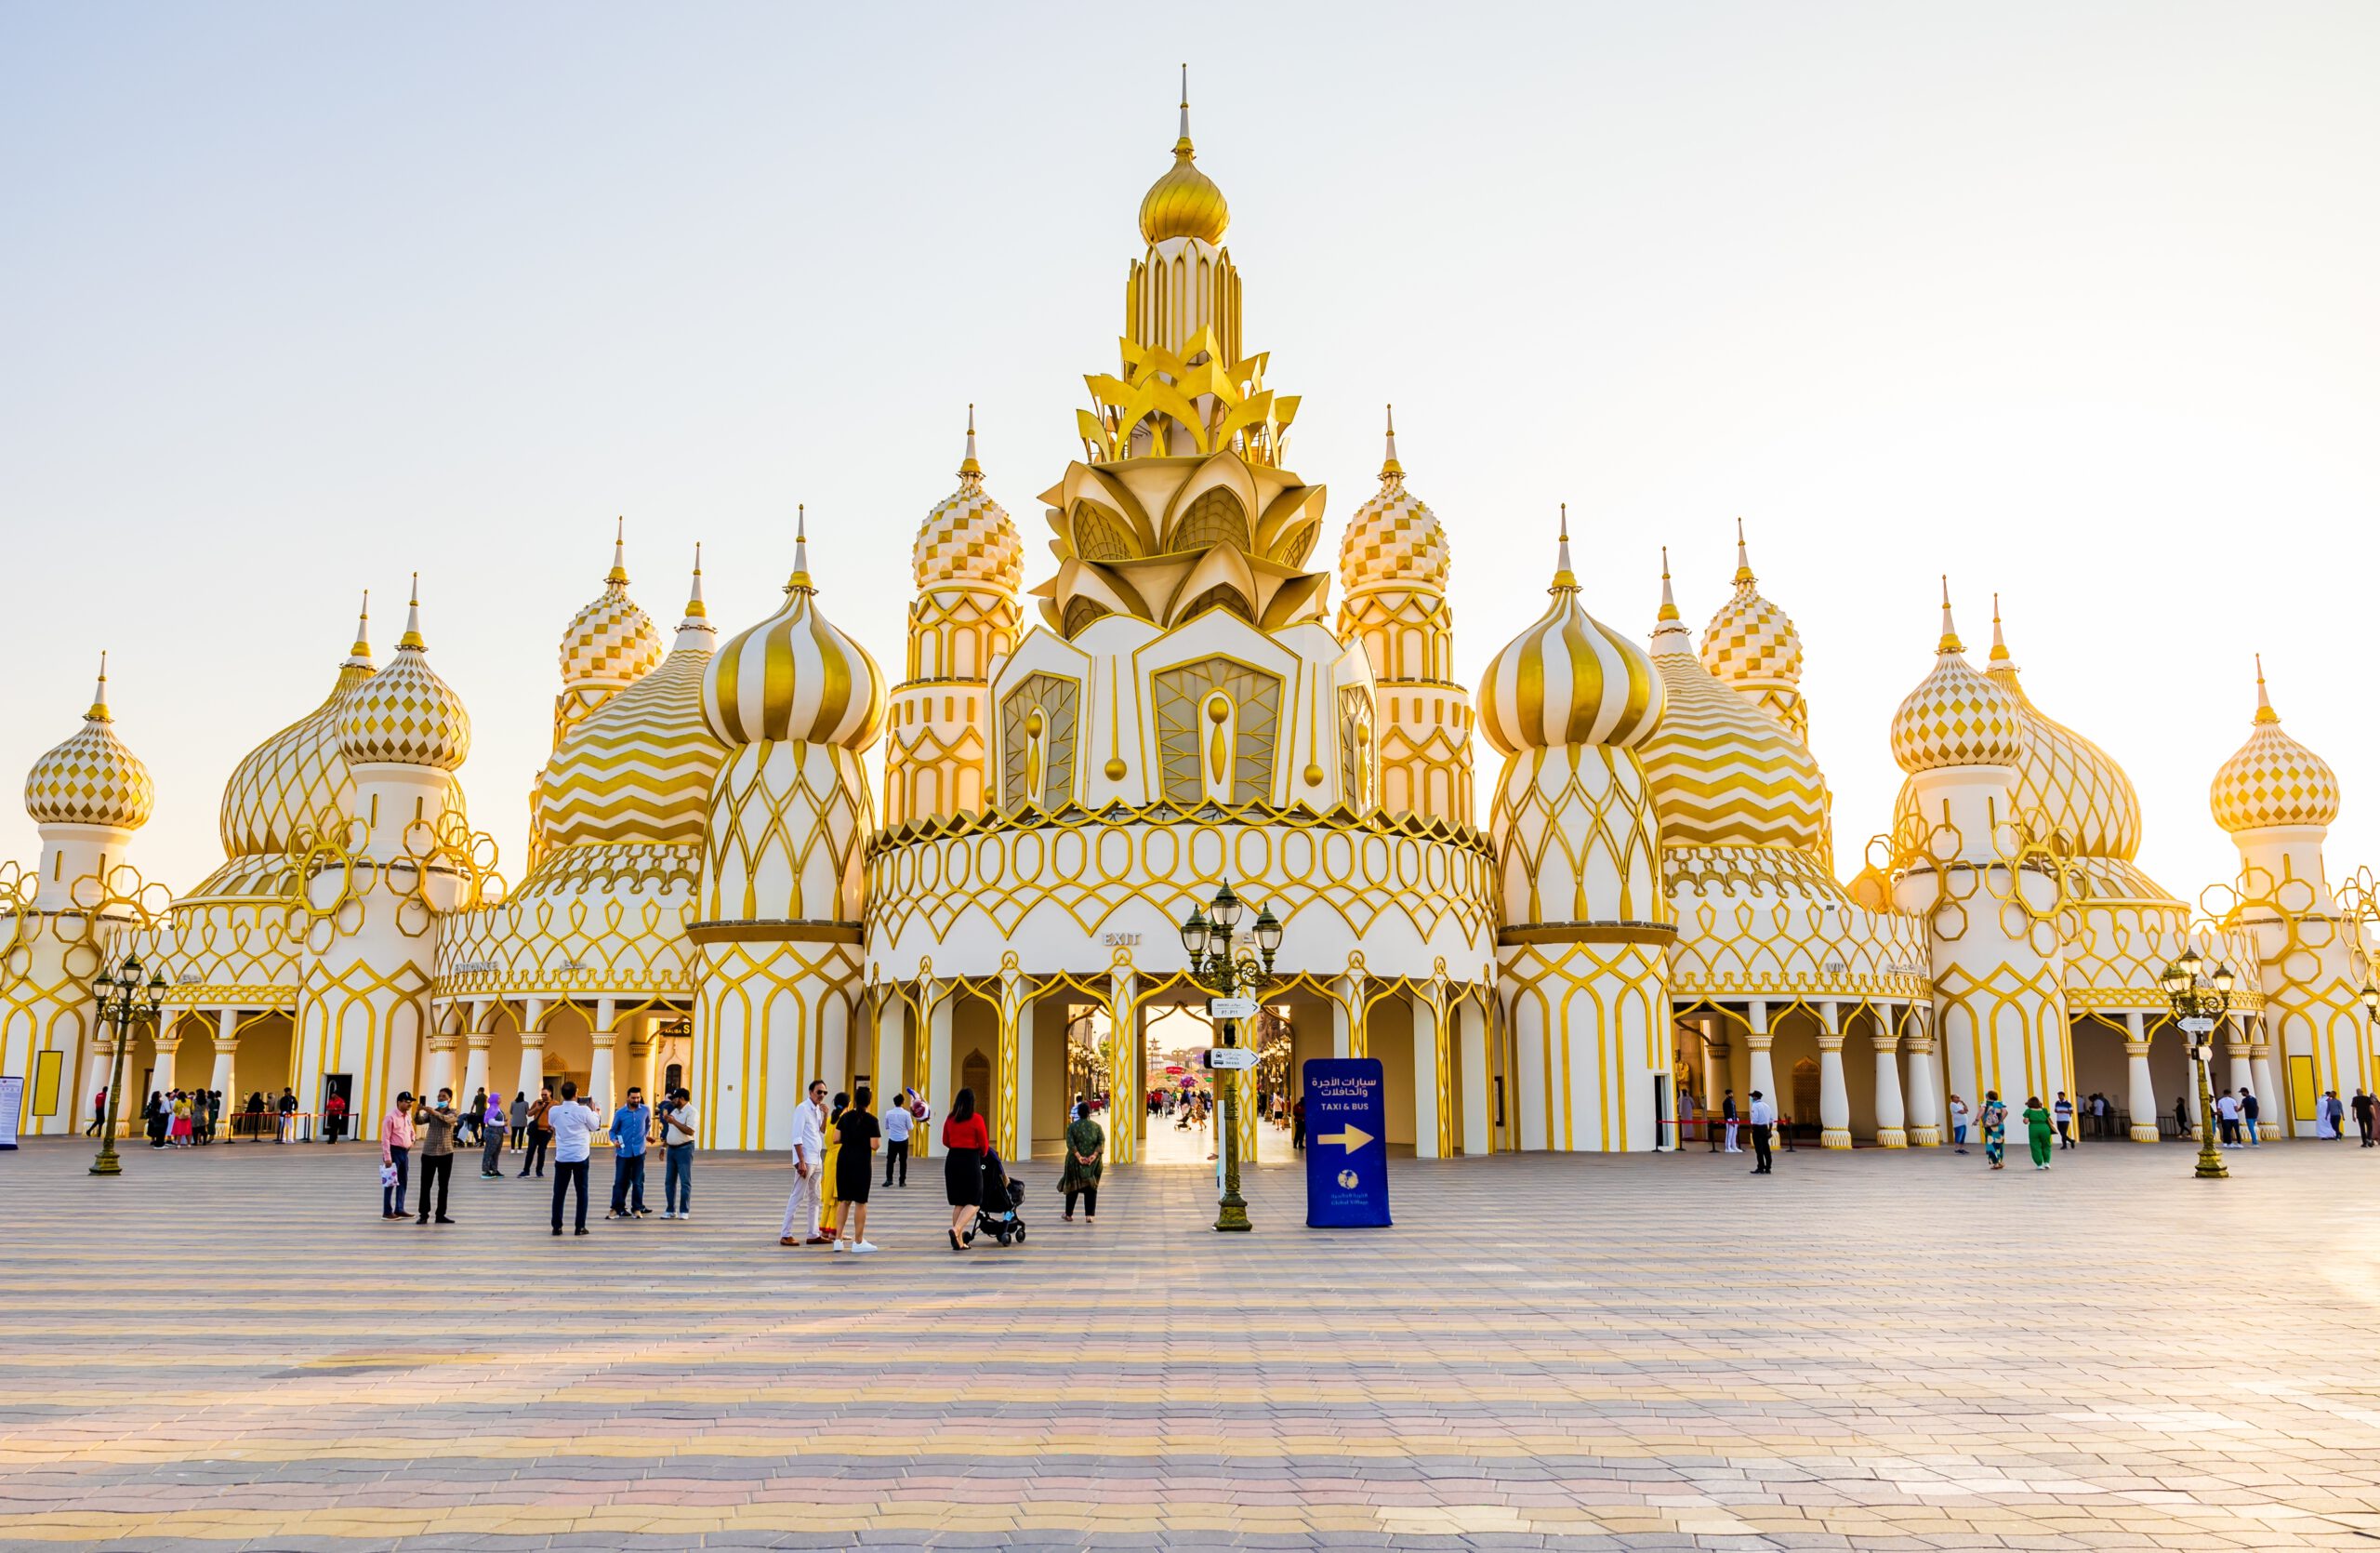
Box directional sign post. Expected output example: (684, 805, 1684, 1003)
(1303, 1057, 1390, 1228)
(1209, 1047, 1256, 1071)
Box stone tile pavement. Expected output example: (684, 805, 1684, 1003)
(4, 1132, 2380, 1549)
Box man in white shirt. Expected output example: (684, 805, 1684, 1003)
(779, 1079, 831, 1246)
(547, 1081, 602, 1236)
(2215, 1090, 2241, 1148)
(881, 1095, 914, 1187)
(1747, 1090, 1777, 1175)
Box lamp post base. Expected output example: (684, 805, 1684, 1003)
(89, 1153, 122, 1176)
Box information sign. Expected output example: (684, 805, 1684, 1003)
(2179, 1016, 2216, 1034)
(1208, 997, 1258, 1020)
(0, 1076, 20, 1149)
(1209, 1047, 1256, 1071)
(1302, 1057, 1390, 1228)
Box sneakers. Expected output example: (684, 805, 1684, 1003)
(851, 1241, 879, 1255)
(660, 1210, 676, 1220)
(678, 1211, 691, 1220)
(831, 1239, 850, 1253)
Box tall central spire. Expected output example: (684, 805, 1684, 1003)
(1138, 65, 1229, 246)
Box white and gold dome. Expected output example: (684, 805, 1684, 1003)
(23, 655, 153, 830)
(702, 511, 886, 750)
(537, 551, 727, 850)
(1337, 406, 1450, 595)
(337, 577, 471, 770)
(218, 593, 377, 859)
(1480, 512, 1663, 755)
(1639, 553, 1827, 850)
(1699, 520, 1806, 736)
(1889, 582, 2022, 774)
(2210, 657, 2340, 833)
(1982, 598, 2143, 859)
(913, 408, 1024, 592)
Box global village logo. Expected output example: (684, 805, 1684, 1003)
(1338, 1169, 1360, 1189)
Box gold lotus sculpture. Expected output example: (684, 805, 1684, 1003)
(1033, 445, 1331, 638)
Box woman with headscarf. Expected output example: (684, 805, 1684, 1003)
(818, 1090, 848, 1244)
(1059, 1100, 1104, 1223)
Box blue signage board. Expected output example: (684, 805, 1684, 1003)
(1303, 1057, 1391, 1228)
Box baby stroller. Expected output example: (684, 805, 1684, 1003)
(972, 1148, 1029, 1246)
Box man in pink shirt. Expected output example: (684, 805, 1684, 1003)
(380, 1091, 416, 1220)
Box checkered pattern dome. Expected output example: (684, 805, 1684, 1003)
(2210, 718, 2339, 833)
(559, 581, 662, 690)
(1338, 477, 1450, 594)
(1890, 648, 2021, 774)
(913, 478, 1023, 592)
(24, 704, 152, 830)
(1700, 577, 1804, 688)
(337, 644, 470, 770)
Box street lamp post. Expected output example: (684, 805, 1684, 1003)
(88, 951, 168, 1176)
(2161, 949, 2234, 1181)
(1179, 883, 1282, 1232)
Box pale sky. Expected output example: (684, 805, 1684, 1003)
(4, 3, 2374, 909)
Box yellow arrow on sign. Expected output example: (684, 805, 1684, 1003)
(1317, 1123, 1372, 1152)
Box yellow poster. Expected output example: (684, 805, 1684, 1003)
(32, 1048, 64, 1117)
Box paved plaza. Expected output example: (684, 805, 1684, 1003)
(4, 1135, 2380, 1550)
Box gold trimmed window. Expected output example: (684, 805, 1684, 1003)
(1154, 658, 1281, 805)
(1000, 673, 1080, 811)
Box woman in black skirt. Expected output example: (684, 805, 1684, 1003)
(833, 1087, 881, 1254)
(942, 1086, 988, 1252)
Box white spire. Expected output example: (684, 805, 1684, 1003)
(959, 404, 983, 483)
(675, 542, 716, 648)
(1649, 547, 1693, 656)
(608, 516, 628, 586)
(86, 650, 111, 721)
(787, 506, 813, 593)
(1936, 575, 1962, 656)
(343, 589, 374, 670)
(1380, 404, 1403, 481)
(399, 573, 425, 652)
(1551, 504, 1577, 593)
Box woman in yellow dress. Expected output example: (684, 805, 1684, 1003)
(818, 1090, 847, 1242)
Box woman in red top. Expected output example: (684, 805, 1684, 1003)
(941, 1087, 988, 1252)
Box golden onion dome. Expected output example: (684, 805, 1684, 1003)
(559, 520, 664, 690)
(1984, 599, 2143, 859)
(1138, 85, 1229, 246)
(1889, 582, 2022, 775)
(1338, 406, 1450, 595)
(1638, 554, 1827, 850)
(219, 593, 378, 856)
(337, 577, 471, 770)
(1478, 511, 1664, 756)
(912, 407, 1024, 591)
(23, 655, 153, 830)
(2210, 657, 2340, 833)
(1700, 520, 1805, 688)
(702, 511, 886, 750)
(537, 558, 726, 849)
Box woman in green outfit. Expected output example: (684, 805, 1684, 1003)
(2023, 1095, 2055, 1170)
(1060, 1101, 1104, 1222)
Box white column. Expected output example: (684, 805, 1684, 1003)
(1332, 973, 1364, 1059)
(208, 1007, 238, 1101)
(926, 986, 953, 1148)
(1903, 1005, 1942, 1147)
(875, 992, 908, 1108)
(1746, 1001, 1776, 1108)
(461, 999, 492, 1101)
(1699, 1016, 1729, 1120)
(1871, 1009, 1907, 1148)
(1458, 996, 1490, 1157)
(2251, 1037, 2281, 1140)
(1817, 1001, 1852, 1149)
(588, 996, 618, 1114)
(1107, 972, 1139, 1167)
(516, 997, 548, 1101)
(151, 1029, 183, 1095)
(2123, 1012, 2160, 1142)
(1412, 993, 1444, 1159)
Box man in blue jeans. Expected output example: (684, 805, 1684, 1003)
(608, 1086, 652, 1219)
(658, 1088, 696, 1219)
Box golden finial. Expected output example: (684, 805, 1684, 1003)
(787, 505, 813, 594)
(1657, 546, 1679, 622)
(607, 516, 629, 586)
(2254, 654, 2279, 724)
(351, 590, 372, 656)
(1936, 575, 1963, 656)
(1379, 403, 1403, 481)
(1988, 591, 2013, 667)
(1551, 504, 1578, 592)
(1178, 62, 1192, 151)
(399, 573, 426, 651)
(1732, 516, 1755, 586)
(958, 403, 983, 481)
(86, 650, 111, 722)
(685, 542, 707, 621)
